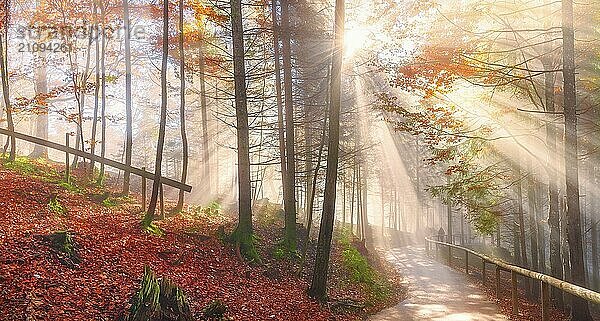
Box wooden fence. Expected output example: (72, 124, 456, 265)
(425, 236, 600, 321)
(0, 128, 192, 193)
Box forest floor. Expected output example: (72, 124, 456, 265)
(0, 156, 406, 320)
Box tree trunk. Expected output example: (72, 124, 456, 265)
(281, 0, 297, 250)
(176, 0, 188, 211)
(309, 0, 344, 301)
(90, 1, 100, 174)
(30, 13, 48, 159)
(199, 37, 210, 193)
(122, 0, 133, 194)
(0, 21, 15, 161)
(98, 4, 108, 182)
(230, 0, 253, 242)
(144, 0, 169, 224)
(527, 160, 539, 297)
(562, 0, 591, 318)
(271, 0, 287, 216)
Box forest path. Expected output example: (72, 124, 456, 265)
(371, 245, 508, 321)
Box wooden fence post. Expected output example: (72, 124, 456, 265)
(159, 183, 165, 218)
(65, 134, 70, 183)
(496, 265, 501, 298)
(448, 246, 452, 266)
(511, 271, 518, 315)
(541, 281, 549, 321)
(482, 260, 486, 284)
(465, 250, 469, 274)
(141, 167, 146, 212)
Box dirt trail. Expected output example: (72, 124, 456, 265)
(371, 246, 508, 321)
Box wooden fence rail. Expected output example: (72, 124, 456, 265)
(425, 236, 600, 321)
(0, 128, 192, 192)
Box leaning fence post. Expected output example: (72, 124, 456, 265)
(511, 271, 519, 314)
(65, 133, 70, 183)
(141, 167, 147, 212)
(541, 281, 549, 321)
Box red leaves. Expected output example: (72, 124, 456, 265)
(0, 168, 335, 321)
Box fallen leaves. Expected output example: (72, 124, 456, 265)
(0, 168, 333, 320)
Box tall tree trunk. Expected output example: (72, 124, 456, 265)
(122, 0, 133, 194)
(90, 0, 100, 174)
(309, 0, 344, 301)
(199, 38, 210, 193)
(230, 0, 254, 250)
(562, 0, 591, 318)
(98, 3, 108, 182)
(30, 13, 48, 159)
(527, 160, 539, 297)
(0, 14, 15, 161)
(144, 0, 169, 225)
(271, 0, 286, 215)
(544, 59, 563, 306)
(176, 0, 188, 211)
(516, 165, 528, 268)
(281, 0, 297, 250)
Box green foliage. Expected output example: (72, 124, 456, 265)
(272, 241, 299, 261)
(48, 196, 67, 216)
(192, 201, 222, 218)
(58, 181, 82, 193)
(142, 222, 165, 237)
(1, 156, 59, 179)
(202, 300, 229, 320)
(127, 266, 192, 321)
(227, 228, 261, 264)
(342, 247, 375, 284)
(102, 197, 118, 207)
(337, 230, 393, 304)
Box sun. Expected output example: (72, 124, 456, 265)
(344, 27, 371, 58)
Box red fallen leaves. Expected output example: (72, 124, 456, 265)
(0, 168, 334, 321)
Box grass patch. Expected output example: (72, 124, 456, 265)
(1, 155, 59, 179)
(102, 197, 118, 207)
(337, 229, 393, 304)
(143, 222, 165, 237)
(48, 196, 67, 216)
(58, 181, 83, 193)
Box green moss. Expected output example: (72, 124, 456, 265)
(227, 228, 261, 264)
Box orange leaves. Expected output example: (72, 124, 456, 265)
(190, 3, 228, 24)
(393, 46, 477, 98)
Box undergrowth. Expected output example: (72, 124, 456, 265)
(337, 228, 393, 304)
(48, 196, 67, 216)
